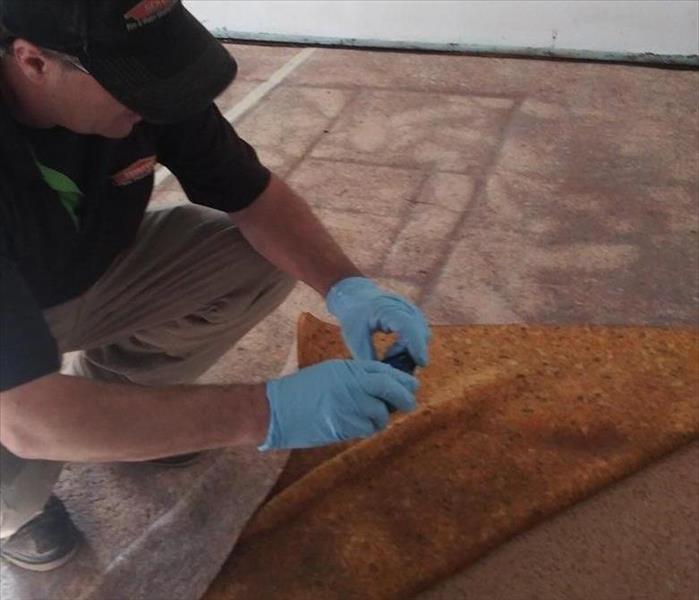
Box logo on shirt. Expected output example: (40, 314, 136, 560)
(34, 159, 83, 230)
(111, 156, 157, 187)
(124, 0, 178, 31)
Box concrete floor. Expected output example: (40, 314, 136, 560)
(156, 44, 699, 599)
(159, 43, 699, 387)
(5, 44, 695, 599)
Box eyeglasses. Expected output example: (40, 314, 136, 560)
(0, 43, 89, 74)
(60, 54, 90, 74)
(37, 47, 89, 74)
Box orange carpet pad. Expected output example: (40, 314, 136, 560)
(204, 315, 699, 600)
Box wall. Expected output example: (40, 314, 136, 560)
(184, 0, 699, 63)
(184, 0, 699, 64)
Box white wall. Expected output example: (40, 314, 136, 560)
(185, 0, 699, 61)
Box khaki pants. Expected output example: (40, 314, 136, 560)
(0, 204, 295, 539)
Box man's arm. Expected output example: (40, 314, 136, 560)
(0, 373, 269, 462)
(230, 174, 361, 296)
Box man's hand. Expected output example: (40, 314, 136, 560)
(260, 359, 418, 450)
(326, 277, 431, 366)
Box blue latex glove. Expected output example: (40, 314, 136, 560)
(326, 277, 431, 366)
(260, 359, 418, 450)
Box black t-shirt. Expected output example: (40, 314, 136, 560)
(0, 99, 271, 392)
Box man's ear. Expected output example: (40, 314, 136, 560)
(10, 39, 51, 84)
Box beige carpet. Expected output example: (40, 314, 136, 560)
(204, 314, 699, 600)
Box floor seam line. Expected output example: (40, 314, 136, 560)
(283, 88, 364, 180)
(415, 95, 526, 310)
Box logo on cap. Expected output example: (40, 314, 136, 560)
(124, 0, 178, 31)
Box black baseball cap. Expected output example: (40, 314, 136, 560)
(0, 0, 237, 123)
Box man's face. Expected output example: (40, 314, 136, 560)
(46, 58, 143, 139)
(4, 40, 142, 139)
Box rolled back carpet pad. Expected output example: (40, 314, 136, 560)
(204, 314, 699, 600)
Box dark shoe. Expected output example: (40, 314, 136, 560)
(0, 495, 80, 572)
(146, 452, 203, 467)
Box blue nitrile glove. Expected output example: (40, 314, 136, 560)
(326, 277, 431, 366)
(259, 359, 418, 451)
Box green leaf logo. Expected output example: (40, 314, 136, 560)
(34, 160, 84, 229)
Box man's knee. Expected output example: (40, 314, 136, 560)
(202, 265, 296, 327)
(155, 203, 297, 314)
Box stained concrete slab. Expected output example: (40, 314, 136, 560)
(288, 159, 425, 217)
(235, 86, 353, 177)
(225, 43, 304, 83)
(284, 47, 699, 118)
(311, 90, 514, 172)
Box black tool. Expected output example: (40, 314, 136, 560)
(381, 350, 417, 413)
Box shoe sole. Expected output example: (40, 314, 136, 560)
(1, 543, 79, 572)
